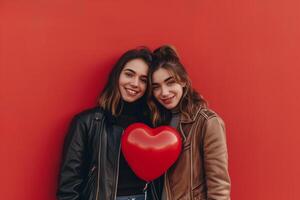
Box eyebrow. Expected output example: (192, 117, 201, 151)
(123, 68, 136, 74)
(123, 68, 147, 78)
(152, 76, 174, 85)
(164, 77, 174, 82)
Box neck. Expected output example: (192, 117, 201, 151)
(171, 105, 180, 115)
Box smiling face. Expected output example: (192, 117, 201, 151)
(118, 58, 149, 103)
(152, 67, 184, 110)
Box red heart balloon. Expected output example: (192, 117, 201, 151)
(121, 123, 182, 182)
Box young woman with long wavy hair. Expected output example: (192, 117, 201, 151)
(148, 45, 231, 200)
(57, 47, 159, 200)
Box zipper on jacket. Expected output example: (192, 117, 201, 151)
(151, 181, 159, 200)
(113, 129, 124, 200)
(95, 118, 103, 200)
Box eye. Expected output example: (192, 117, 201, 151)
(166, 79, 176, 86)
(124, 72, 134, 77)
(152, 85, 159, 91)
(140, 77, 147, 83)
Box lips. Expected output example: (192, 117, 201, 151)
(125, 87, 140, 96)
(161, 95, 175, 105)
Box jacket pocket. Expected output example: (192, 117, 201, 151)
(192, 183, 206, 200)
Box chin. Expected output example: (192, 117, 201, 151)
(162, 104, 174, 110)
(165, 102, 180, 110)
(123, 96, 140, 103)
(123, 98, 135, 103)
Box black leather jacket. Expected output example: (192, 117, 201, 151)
(57, 107, 161, 200)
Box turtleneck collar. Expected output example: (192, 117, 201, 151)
(114, 98, 147, 128)
(171, 105, 180, 115)
(120, 98, 144, 116)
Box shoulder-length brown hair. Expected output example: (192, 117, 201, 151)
(148, 45, 207, 126)
(98, 47, 152, 116)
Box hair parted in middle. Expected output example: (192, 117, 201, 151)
(98, 47, 152, 117)
(148, 45, 207, 126)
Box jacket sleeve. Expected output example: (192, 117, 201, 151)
(57, 115, 88, 200)
(202, 116, 231, 200)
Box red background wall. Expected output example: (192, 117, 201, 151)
(1, 0, 300, 199)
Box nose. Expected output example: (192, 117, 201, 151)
(130, 77, 139, 87)
(161, 85, 170, 97)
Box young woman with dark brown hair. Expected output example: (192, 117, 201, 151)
(57, 47, 159, 200)
(148, 45, 231, 200)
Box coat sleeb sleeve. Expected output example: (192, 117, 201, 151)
(57, 115, 88, 200)
(202, 116, 231, 200)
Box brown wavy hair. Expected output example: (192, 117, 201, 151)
(98, 47, 152, 116)
(148, 45, 207, 126)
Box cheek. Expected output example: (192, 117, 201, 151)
(178, 88, 184, 99)
(174, 85, 184, 98)
(140, 83, 147, 92)
(141, 82, 147, 91)
(118, 74, 125, 86)
(152, 90, 160, 99)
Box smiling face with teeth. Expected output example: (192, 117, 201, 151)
(118, 58, 149, 103)
(152, 67, 184, 110)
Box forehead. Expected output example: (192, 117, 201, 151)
(123, 58, 149, 75)
(152, 68, 173, 84)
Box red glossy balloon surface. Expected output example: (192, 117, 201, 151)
(121, 123, 182, 182)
